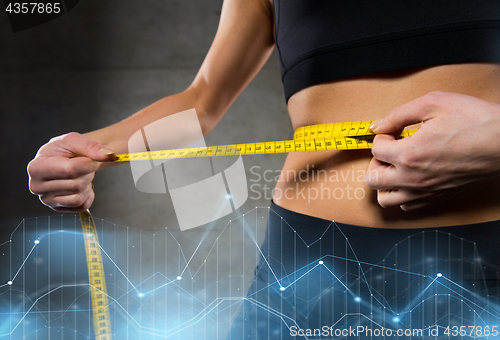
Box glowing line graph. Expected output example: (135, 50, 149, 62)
(1, 207, 499, 339)
(4, 269, 494, 338)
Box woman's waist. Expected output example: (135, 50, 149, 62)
(273, 150, 500, 229)
(277, 63, 500, 228)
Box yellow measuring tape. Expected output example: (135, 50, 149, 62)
(113, 120, 417, 161)
(79, 211, 113, 340)
(76, 120, 417, 337)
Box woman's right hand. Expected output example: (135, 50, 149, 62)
(27, 132, 116, 213)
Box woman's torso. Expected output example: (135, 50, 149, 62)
(274, 62, 500, 228)
(268, 0, 500, 228)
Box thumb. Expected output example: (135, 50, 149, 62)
(369, 95, 435, 134)
(56, 132, 116, 162)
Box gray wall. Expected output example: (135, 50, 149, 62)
(0, 0, 291, 230)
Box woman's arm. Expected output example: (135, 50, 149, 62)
(85, 0, 275, 153)
(27, 0, 275, 212)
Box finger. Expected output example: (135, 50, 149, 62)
(365, 157, 402, 190)
(400, 201, 430, 211)
(376, 189, 432, 208)
(369, 92, 442, 133)
(40, 183, 94, 209)
(56, 132, 116, 161)
(29, 173, 95, 196)
(370, 133, 403, 165)
(28, 156, 101, 181)
(49, 190, 95, 213)
(80, 188, 95, 211)
(44, 132, 115, 161)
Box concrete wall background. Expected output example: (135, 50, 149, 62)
(0, 0, 291, 231)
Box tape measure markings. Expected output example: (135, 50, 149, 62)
(114, 120, 418, 162)
(80, 210, 113, 340)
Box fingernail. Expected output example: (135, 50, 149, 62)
(98, 148, 115, 157)
(369, 119, 382, 132)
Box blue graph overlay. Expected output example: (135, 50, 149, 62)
(1, 207, 499, 339)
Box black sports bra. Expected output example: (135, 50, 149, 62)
(273, 0, 500, 102)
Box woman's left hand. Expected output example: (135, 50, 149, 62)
(365, 91, 500, 211)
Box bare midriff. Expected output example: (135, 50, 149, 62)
(273, 62, 500, 228)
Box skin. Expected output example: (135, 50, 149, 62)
(28, 0, 500, 228)
(279, 65, 500, 228)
